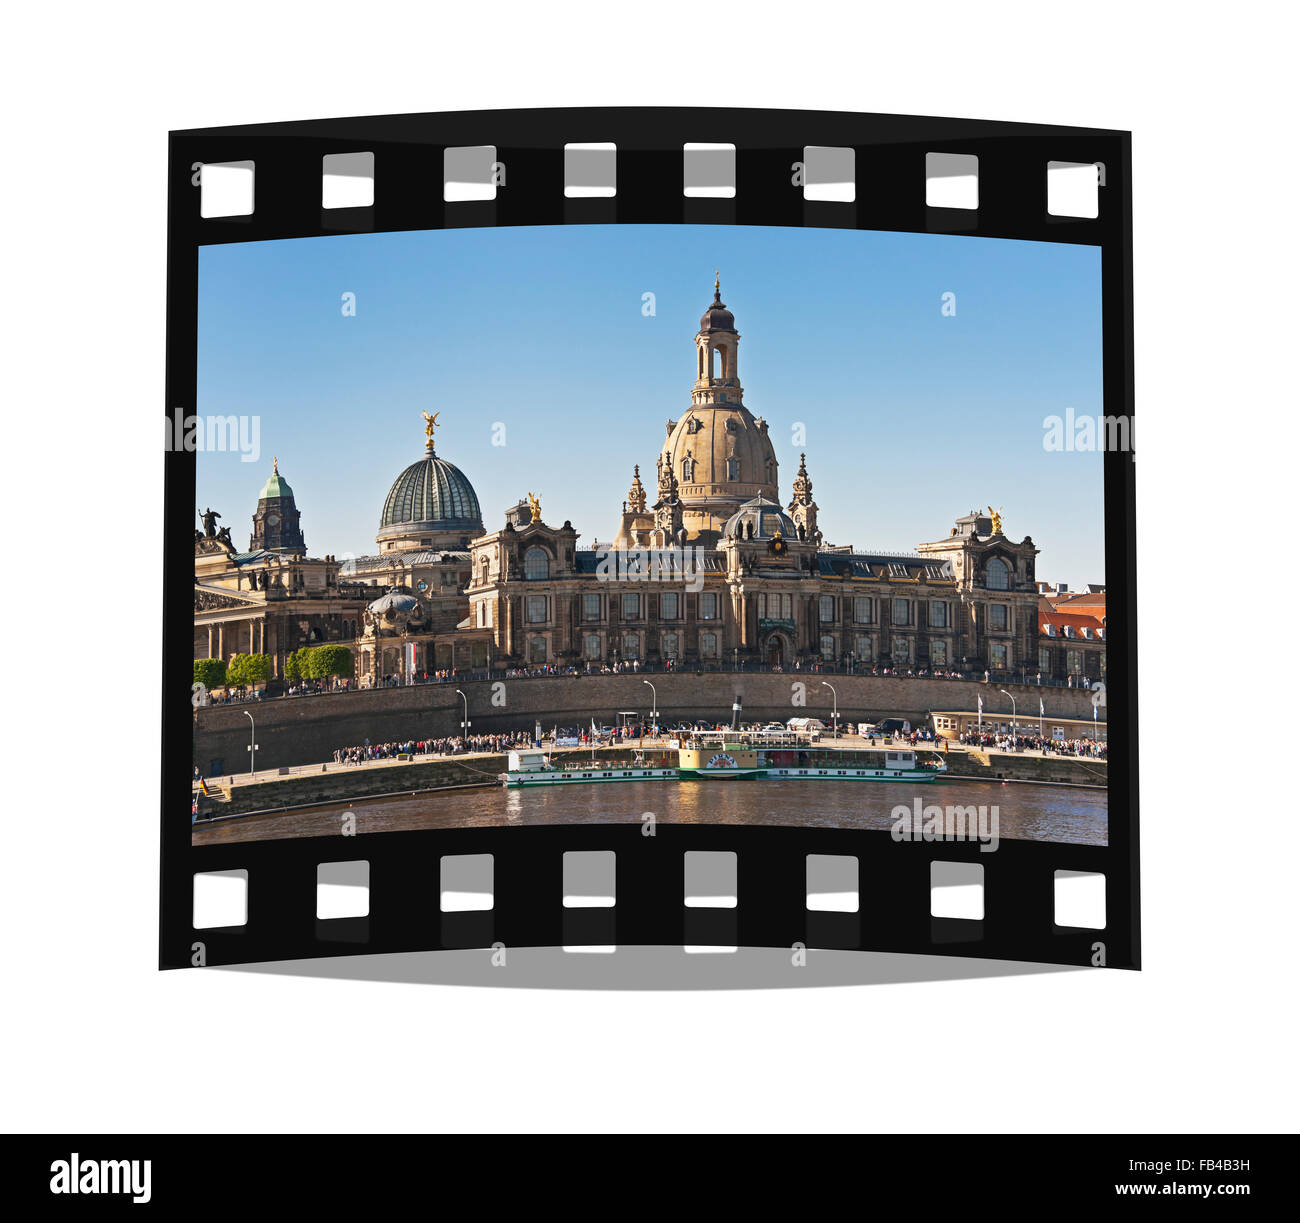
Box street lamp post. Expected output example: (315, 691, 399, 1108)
(999, 688, 1016, 742)
(821, 681, 839, 740)
(455, 688, 469, 738)
(642, 679, 658, 740)
(243, 709, 258, 776)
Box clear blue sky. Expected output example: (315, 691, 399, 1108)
(197, 224, 1105, 586)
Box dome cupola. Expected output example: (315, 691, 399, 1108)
(699, 272, 736, 332)
(376, 414, 485, 553)
(722, 495, 798, 543)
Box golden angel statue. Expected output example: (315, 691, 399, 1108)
(527, 491, 541, 523)
(987, 506, 1004, 535)
(421, 410, 440, 447)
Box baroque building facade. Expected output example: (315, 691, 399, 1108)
(195, 281, 1103, 687)
(464, 282, 1081, 680)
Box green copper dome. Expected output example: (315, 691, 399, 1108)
(378, 451, 484, 538)
(259, 460, 294, 501)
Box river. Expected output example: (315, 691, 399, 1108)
(193, 777, 1106, 847)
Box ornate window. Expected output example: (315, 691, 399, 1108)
(931, 640, 947, 665)
(661, 592, 679, 620)
(893, 598, 910, 625)
(1038, 646, 1052, 672)
(854, 597, 872, 625)
(726, 457, 740, 481)
(854, 634, 872, 659)
(681, 456, 696, 481)
(623, 632, 640, 659)
(662, 632, 679, 659)
(526, 595, 547, 624)
(892, 637, 910, 663)
(820, 634, 836, 659)
(990, 643, 1008, 669)
(700, 632, 718, 657)
(528, 636, 547, 663)
(524, 547, 549, 581)
(819, 596, 836, 623)
(989, 604, 1008, 632)
(622, 592, 640, 619)
(584, 633, 602, 659)
(1067, 649, 1083, 674)
(583, 593, 602, 621)
(929, 601, 947, 628)
(986, 557, 1010, 590)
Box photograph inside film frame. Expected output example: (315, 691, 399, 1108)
(190, 223, 1108, 852)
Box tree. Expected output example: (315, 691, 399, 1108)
(227, 652, 272, 690)
(193, 657, 226, 690)
(307, 644, 353, 682)
(284, 647, 311, 684)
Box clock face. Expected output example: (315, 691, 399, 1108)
(266, 513, 280, 527)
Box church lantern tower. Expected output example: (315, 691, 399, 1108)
(250, 458, 306, 553)
(660, 275, 779, 542)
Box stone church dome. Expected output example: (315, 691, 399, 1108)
(660, 280, 778, 540)
(723, 496, 797, 542)
(377, 446, 484, 552)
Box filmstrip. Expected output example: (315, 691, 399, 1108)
(163, 108, 1138, 972)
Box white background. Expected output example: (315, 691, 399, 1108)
(1, 1, 1294, 1133)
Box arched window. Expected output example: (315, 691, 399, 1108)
(985, 557, 1010, 590)
(528, 636, 547, 663)
(682, 457, 695, 482)
(523, 547, 550, 581)
(726, 457, 740, 481)
(623, 632, 640, 659)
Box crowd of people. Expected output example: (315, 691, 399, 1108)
(958, 729, 1108, 758)
(331, 729, 534, 765)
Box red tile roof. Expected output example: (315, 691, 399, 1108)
(1039, 595, 1105, 638)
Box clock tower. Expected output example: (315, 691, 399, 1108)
(250, 458, 306, 553)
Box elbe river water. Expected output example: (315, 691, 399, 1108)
(193, 777, 1106, 847)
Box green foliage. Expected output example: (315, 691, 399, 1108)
(284, 647, 311, 684)
(193, 657, 227, 690)
(226, 652, 272, 689)
(307, 644, 354, 680)
(285, 645, 352, 684)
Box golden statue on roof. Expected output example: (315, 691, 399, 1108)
(988, 506, 1004, 536)
(527, 491, 541, 523)
(421, 410, 440, 449)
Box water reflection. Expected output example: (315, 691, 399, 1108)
(194, 778, 1106, 847)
